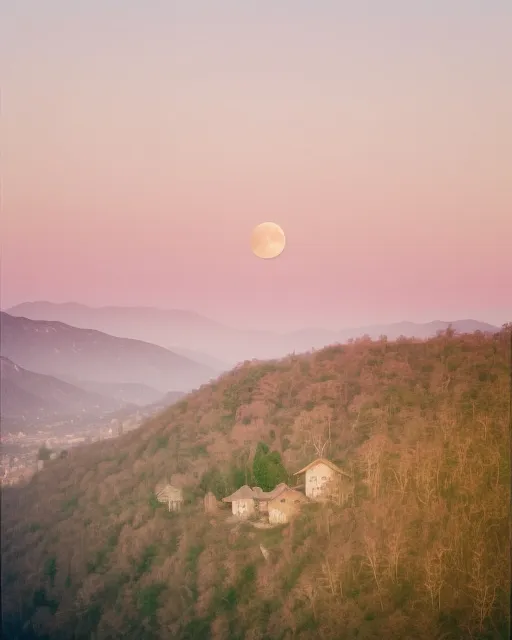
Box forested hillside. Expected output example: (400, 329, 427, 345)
(1, 328, 510, 640)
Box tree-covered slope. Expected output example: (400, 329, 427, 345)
(1, 329, 510, 639)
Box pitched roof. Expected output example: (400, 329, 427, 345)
(155, 483, 183, 500)
(264, 483, 290, 500)
(268, 486, 307, 504)
(223, 482, 295, 502)
(222, 485, 255, 502)
(293, 458, 352, 478)
(250, 482, 292, 501)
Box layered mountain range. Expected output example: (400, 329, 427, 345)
(0, 356, 128, 424)
(0, 311, 216, 393)
(0, 312, 215, 430)
(6, 302, 500, 365)
(0, 305, 501, 435)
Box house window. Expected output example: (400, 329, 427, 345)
(321, 476, 327, 481)
(280, 498, 285, 503)
(294, 500, 300, 504)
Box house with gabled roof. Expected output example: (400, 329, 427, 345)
(155, 482, 183, 512)
(294, 457, 353, 504)
(268, 485, 308, 524)
(251, 483, 288, 514)
(222, 485, 256, 519)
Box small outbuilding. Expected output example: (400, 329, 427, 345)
(268, 485, 308, 524)
(155, 482, 184, 512)
(222, 485, 256, 519)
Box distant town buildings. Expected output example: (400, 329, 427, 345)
(0, 405, 153, 487)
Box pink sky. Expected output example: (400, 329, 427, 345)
(2, 2, 511, 331)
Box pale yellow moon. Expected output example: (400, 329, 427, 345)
(250, 222, 286, 259)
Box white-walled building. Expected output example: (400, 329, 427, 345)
(294, 458, 353, 504)
(222, 485, 256, 519)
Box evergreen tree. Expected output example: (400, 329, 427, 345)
(252, 442, 288, 491)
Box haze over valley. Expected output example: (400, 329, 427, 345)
(0, 311, 198, 483)
(0, 303, 502, 492)
(5, 301, 500, 365)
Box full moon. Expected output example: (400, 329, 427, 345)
(250, 222, 286, 260)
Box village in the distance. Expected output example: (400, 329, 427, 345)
(0, 402, 173, 487)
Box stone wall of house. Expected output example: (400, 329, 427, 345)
(258, 500, 269, 514)
(232, 498, 255, 518)
(305, 462, 337, 499)
(269, 508, 287, 525)
(268, 489, 306, 524)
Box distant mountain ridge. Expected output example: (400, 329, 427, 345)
(0, 356, 127, 424)
(0, 312, 217, 393)
(59, 379, 165, 407)
(6, 301, 501, 364)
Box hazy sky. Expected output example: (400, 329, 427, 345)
(2, 1, 511, 331)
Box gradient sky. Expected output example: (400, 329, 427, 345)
(2, 1, 511, 331)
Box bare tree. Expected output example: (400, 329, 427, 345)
(358, 434, 388, 499)
(438, 410, 457, 443)
(477, 416, 491, 442)
(423, 541, 450, 611)
(318, 557, 337, 597)
(297, 580, 318, 621)
(296, 406, 333, 458)
(386, 521, 406, 583)
(468, 541, 498, 632)
(454, 437, 471, 481)
(414, 444, 442, 507)
(388, 449, 413, 499)
(363, 533, 384, 611)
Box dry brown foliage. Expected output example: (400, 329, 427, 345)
(1, 328, 510, 639)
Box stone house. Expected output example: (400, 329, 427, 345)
(294, 457, 353, 504)
(268, 486, 308, 524)
(223, 482, 308, 522)
(251, 484, 287, 514)
(155, 482, 184, 512)
(222, 485, 256, 519)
